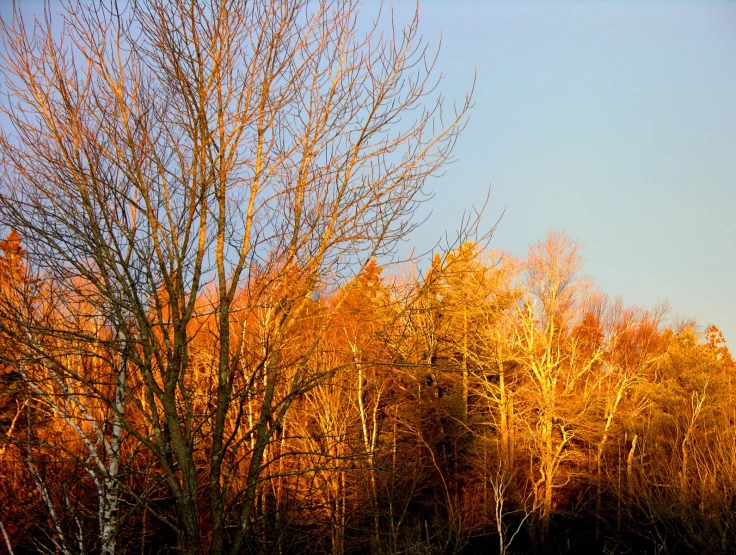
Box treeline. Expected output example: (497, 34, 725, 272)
(1, 229, 733, 554)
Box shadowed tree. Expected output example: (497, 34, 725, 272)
(0, 1, 470, 553)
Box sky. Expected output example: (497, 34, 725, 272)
(378, 1, 736, 343)
(1, 1, 734, 343)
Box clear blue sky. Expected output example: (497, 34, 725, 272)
(381, 1, 735, 343)
(2, 1, 734, 343)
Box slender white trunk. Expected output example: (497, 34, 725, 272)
(0, 521, 14, 555)
(354, 348, 381, 551)
(101, 342, 127, 555)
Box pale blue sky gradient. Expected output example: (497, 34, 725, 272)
(385, 1, 736, 342)
(2, 1, 734, 342)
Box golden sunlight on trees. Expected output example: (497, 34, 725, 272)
(511, 232, 600, 545)
(0, 2, 733, 555)
(1, 230, 735, 554)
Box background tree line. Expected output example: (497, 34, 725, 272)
(1, 230, 734, 554)
(0, 1, 733, 553)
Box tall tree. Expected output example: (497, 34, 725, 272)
(0, 1, 470, 553)
(513, 232, 601, 544)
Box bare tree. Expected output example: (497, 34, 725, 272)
(0, 232, 131, 553)
(512, 232, 601, 544)
(487, 463, 531, 555)
(0, 0, 470, 553)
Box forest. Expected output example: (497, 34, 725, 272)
(0, 1, 733, 554)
